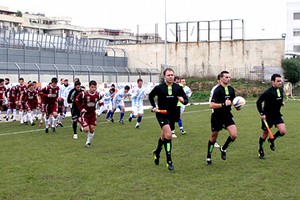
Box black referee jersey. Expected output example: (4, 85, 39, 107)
(256, 86, 284, 116)
(149, 82, 188, 119)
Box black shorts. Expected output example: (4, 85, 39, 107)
(211, 112, 235, 132)
(71, 107, 80, 120)
(156, 114, 176, 130)
(261, 115, 284, 131)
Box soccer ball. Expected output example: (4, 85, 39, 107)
(233, 96, 246, 108)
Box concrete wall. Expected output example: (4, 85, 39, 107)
(111, 39, 285, 79)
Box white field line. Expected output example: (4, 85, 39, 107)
(0, 104, 252, 137)
(0, 128, 45, 136)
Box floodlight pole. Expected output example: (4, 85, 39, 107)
(164, 0, 167, 69)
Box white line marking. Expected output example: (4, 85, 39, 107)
(0, 128, 44, 136)
(0, 104, 253, 136)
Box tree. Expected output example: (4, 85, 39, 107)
(282, 58, 300, 84)
(16, 10, 22, 17)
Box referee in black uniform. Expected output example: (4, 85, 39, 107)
(67, 81, 84, 139)
(206, 71, 239, 166)
(149, 68, 188, 171)
(256, 74, 286, 159)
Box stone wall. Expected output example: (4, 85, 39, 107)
(111, 39, 285, 79)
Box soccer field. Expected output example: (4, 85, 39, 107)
(0, 101, 299, 200)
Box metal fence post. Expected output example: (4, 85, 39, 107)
(111, 48, 116, 68)
(50, 42, 56, 64)
(34, 63, 41, 82)
(99, 66, 105, 83)
(113, 67, 118, 83)
(84, 65, 91, 82)
(15, 62, 21, 80)
(121, 49, 127, 67)
(53, 64, 59, 78)
(65, 44, 70, 65)
(137, 68, 142, 78)
(147, 68, 152, 82)
(89, 47, 94, 66)
(77, 45, 82, 65)
(36, 41, 42, 64)
(125, 67, 130, 82)
(20, 40, 26, 63)
(69, 65, 75, 81)
(5, 38, 9, 62)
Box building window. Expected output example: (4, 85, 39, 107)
(294, 12, 300, 20)
(294, 29, 300, 36)
(293, 45, 300, 52)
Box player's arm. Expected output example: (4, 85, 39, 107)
(210, 98, 231, 109)
(5, 88, 9, 98)
(4, 88, 8, 104)
(58, 87, 63, 98)
(19, 93, 24, 104)
(188, 87, 193, 98)
(210, 101, 224, 109)
(67, 89, 74, 104)
(41, 87, 49, 98)
(281, 88, 285, 107)
(75, 92, 84, 112)
(256, 91, 267, 116)
(96, 93, 102, 104)
(178, 86, 189, 105)
(184, 86, 192, 98)
(210, 88, 227, 109)
(148, 86, 158, 109)
(36, 93, 41, 105)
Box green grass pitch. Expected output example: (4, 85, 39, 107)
(0, 101, 299, 200)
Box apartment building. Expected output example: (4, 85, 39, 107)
(84, 27, 162, 44)
(286, 2, 300, 54)
(0, 6, 83, 38)
(0, 6, 161, 44)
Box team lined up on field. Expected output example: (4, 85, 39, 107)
(0, 77, 72, 126)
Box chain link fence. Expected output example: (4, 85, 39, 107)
(0, 62, 161, 84)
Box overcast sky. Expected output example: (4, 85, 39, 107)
(1, 0, 299, 39)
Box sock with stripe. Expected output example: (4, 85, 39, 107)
(207, 140, 215, 158)
(164, 139, 172, 164)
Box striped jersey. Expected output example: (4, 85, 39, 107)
(131, 86, 146, 107)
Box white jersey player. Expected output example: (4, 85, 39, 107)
(59, 79, 73, 109)
(110, 85, 131, 124)
(97, 87, 115, 119)
(128, 78, 147, 128)
(180, 78, 193, 114)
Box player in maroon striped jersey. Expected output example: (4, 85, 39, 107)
(6, 85, 18, 121)
(16, 78, 27, 124)
(3, 78, 12, 119)
(57, 97, 65, 127)
(31, 81, 41, 121)
(19, 83, 41, 126)
(75, 80, 101, 147)
(37, 83, 48, 127)
(41, 77, 60, 133)
(0, 78, 7, 121)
